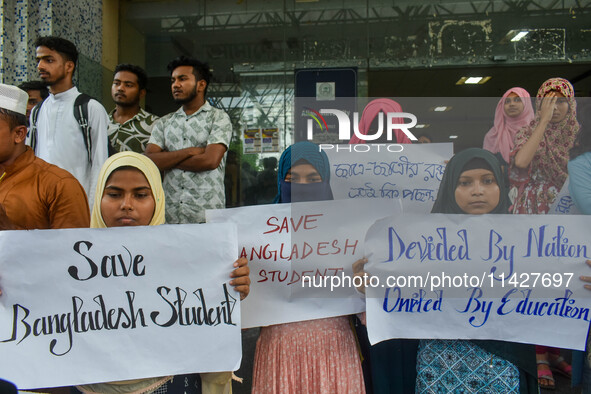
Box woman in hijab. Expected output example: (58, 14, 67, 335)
(568, 100, 591, 215)
(510, 78, 579, 389)
(252, 142, 365, 393)
(418, 148, 537, 393)
(569, 100, 591, 392)
(510, 78, 580, 214)
(76, 152, 250, 394)
(483, 87, 534, 165)
(349, 98, 413, 145)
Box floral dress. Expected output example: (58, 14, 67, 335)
(510, 78, 580, 214)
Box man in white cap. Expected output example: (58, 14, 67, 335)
(0, 83, 89, 230)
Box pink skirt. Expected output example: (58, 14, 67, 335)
(252, 316, 366, 394)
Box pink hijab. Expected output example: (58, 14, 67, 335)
(482, 87, 534, 163)
(349, 98, 413, 144)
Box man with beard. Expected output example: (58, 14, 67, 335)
(145, 56, 232, 224)
(109, 64, 158, 153)
(29, 36, 109, 208)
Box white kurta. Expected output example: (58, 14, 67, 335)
(29, 86, 109, 209)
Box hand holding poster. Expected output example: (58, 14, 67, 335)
(364, 214, 591, 350)
(324, 143, 453, 212)
(0, 224, 241, 389)
(207, 198, 400, 328)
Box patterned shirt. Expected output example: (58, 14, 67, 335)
(108, 108, 159, 153)
(148, 102, 232, 224)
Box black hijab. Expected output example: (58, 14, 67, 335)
(431, 148, 536, 393)
(431, 148, 510, 214)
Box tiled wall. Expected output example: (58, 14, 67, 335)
(0, 0, 103, 98)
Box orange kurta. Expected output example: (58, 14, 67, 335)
(0, 147, 90, 229)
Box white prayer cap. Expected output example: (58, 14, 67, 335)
(0, 83, 28, 116)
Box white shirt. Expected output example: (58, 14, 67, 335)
(30, 86, 109, 209)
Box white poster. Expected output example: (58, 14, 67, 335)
(0, 224, 241, 389)
(207, 199, 400, 328)
(364, 214, 591, 350)
(324, 143, 453, 212)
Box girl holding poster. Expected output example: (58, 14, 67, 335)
(418, 148, 537, 393)
(355, 149, 538, 393)
(251, 142, 366, 393)
(75, 152, 250, 394)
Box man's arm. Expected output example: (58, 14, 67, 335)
(0, 204, 18, 230)
(175, 108, 232, 172)
(175, 143, 227, 172)
(144, 143, 202, 171)
(144, 116, 197, 171)
(49, 177, 90, 229)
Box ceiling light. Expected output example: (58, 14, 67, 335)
(434, 106, 448, 112)
(465, 77, 483, 84)
(456, 76, 492, 85)
(415, 124, 429, 128)
(501, 29, 530, 44)
(449, 135, 458, 139)
(511, 31, 529, 42)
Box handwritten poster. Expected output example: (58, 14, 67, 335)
(207, 199, 400, 328)
(324, 143, 453, 212)
(0, 224, 241, 389)
(364, 214, 591, 350)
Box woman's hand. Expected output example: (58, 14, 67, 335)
(513, 92, 558, 169)
(230, 257, 250, 300)
(580, 260, 591, 291)
(538, 91, 558, 125)
(352, 257, 368, 294)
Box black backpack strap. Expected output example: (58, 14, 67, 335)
(28, 101, 43, 154)
(73, 93, 92, 163)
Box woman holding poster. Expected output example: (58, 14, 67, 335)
(418, 148, 537, 393)
(569, 100, 591, 215)
(251, 142, 366, 393)
(75, 152, 250, 394)
(569, 100, 591, 392)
